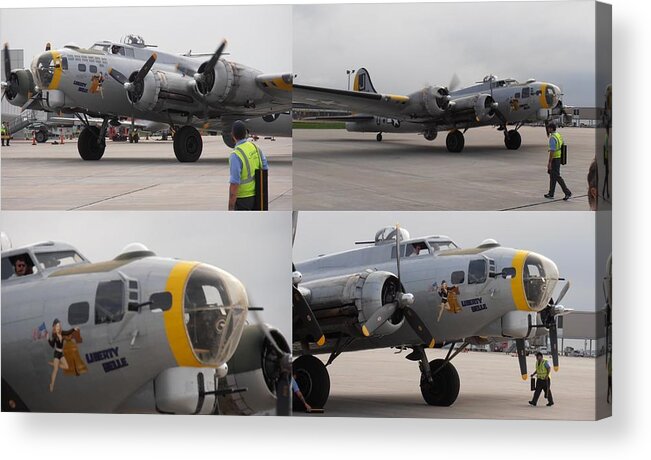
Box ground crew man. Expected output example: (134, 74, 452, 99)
(544, 122, 571, 200)
(1, 122, 10, 147)
(529, 352, 554, 406)
(228, 120, 268, 211)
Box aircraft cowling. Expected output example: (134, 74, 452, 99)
(301, 270, 405, 337)
(127, 71, 161, 112)
(449, 94, 496, 122)
(4, 69, 36, 108)
(422, 86, 450, 117)
(191, 59, 235, 104)
(217, 325, 290, 415)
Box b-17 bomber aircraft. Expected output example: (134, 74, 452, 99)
(1, 35, 291, 161)
(292, 224, 573, 409)
(1, 239, 291, 415)
(294, 68, 567, 153)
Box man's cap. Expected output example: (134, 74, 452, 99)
(548, 122, 557, 131)
(231, 120, 247, 140)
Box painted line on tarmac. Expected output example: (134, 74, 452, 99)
(67, 184, 160, 210)
(500, 194, 589, 211)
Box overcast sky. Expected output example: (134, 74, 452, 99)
(1, 211, 291, 338)
(293, 211, 598, 312)
(294, 2, 597, 106)
(0, 5, 292, 74)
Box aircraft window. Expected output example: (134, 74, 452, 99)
(1, 253, 37, 280)
(468, 259, 487, 284)
(89, 65, 97, 73)
(514, 92, 520, 99)
(68, 302, 90, 325)
(34, 53, 56, 88)
(78, 63, 86, 72)
(95, 280, 125, 324)
(184, 265, 248, 366)
(451, 270, 465, 285)
(405, 242, 428, 257)
(61, 57, 68, 70)
(522, 87, 530, 98)
(35, 250, 84, 270)
(427, 240, 458, 251)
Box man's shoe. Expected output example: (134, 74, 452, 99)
(544, 194, 554, 199)
(563, 192, 572, 201)
(528, 401, 536, 406)
(546, 402, 554, 406)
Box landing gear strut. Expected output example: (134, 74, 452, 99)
(77, 117, 108, 161)
(414, 343, 463, 406)
(173, 125, 203, 162)
(292, 355, 330, 411)
(376, 133, 383, 142)
(446, 130, 465, 153)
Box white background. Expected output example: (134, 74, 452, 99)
(1, 0, 647, 459)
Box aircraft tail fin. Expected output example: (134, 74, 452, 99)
(353, 68, 378, 93)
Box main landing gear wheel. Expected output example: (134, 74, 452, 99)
(504, 129, 522, 150)
(292, 355, 330, 411)
(376, 133, 383, 142)
(445, 130, 465, 153)
(222, 132, 235, 148)
(35, 130, 48, 143)
(420, 358, 460, 406)
(77, 126, 106, 161)
(173, 126, 203, 162)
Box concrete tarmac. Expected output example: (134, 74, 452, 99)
(293, 126, 595, 211)
(1, 136, 292, 210)
(296, 348, 607, 420)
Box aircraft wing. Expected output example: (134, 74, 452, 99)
(294, 84, 410, 118)
(256, 73, 293, 99)
(304, 114, 375, 122)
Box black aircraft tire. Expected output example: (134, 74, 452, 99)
(173, 126, 203, 162)
(35, 130, 47, 143)
(446, 130, 465, 153)
(424, 130, 438, 141)
(292, 355, 330, 410)
(504, 129, 522, 150)
(376, 133, 383, 142)
(77, 127, 105, 161)
(221, 132, 235, 149)
(420, 359, 460, 406)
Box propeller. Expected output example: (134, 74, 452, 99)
(194, 39, 227, 95)
(2, 43, 18, 101)
(515, 338, 528, 380)
(361, 224, 435, 348)
(292, 211, 325, 347)
(108, 52, 157, 104)
(541, 280, 572, 371)
(448, 73, 460, 92)
(250, 309, 292, 416)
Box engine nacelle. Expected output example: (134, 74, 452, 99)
(501, 311, 537, 339)
(154, 365, 228, 414)
(191, 59, 235, 104)
(217, 325, 290, 415)
(127, 71, 161, 112)
(302, 270, 405, 337)
(4, 69, 36, 108)
(449, 93, 496, 122)
(422, 85, 450, 117)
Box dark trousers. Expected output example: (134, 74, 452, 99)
(531, 378, 554, 405)
(549, 158, 570, 196)
(234, 196, 256, 211)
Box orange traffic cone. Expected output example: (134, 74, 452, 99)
(59, 133, 65, 144)
(32, 132, 36, 145)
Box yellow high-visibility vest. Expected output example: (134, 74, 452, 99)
(536, 359, 550, 380)
(550, 132, 563, 159)
(232, 141, 262, 198)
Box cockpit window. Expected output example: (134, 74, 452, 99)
(95, 280, 125, 324)
(1, 253, 38, 280)
(427, 240, 458, 252)
(184, 265, 248, 366)
(35, 250, 84, 270)
(468, 259, 487, 284)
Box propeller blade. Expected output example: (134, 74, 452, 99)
(292, 286, 325, 346)
(3, 43, 11, 81)
(403, 307, 435, 348)
(108, 67, 128, 86)
(205, 40, 227, 72)
(361, 301, 398, 337)
(134, 53, 157, 83)
(556, 280, 570, 305)
(448, 73, 460, 92)
(395, 223, 402, 283)
(515, 338, 528, 380)
(549, 321, 559, 371)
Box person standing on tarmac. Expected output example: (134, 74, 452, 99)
(529, 352, 554, 407)
(544, 122, 571, 201)
(227, 120, 269, 211)
(1, 122, 10, 147)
